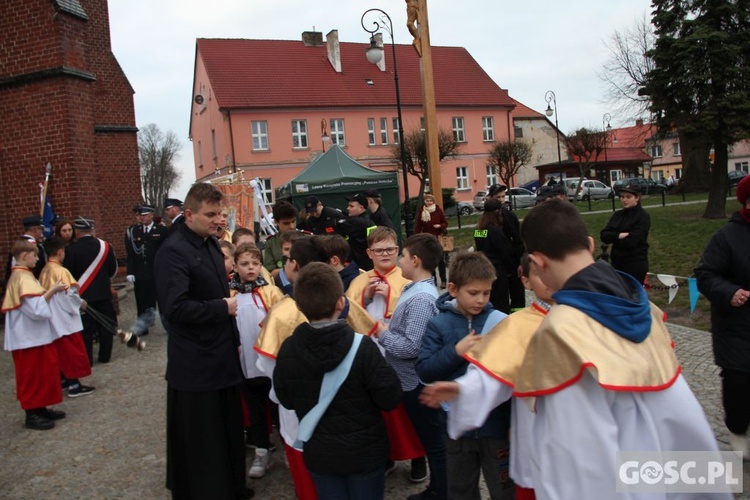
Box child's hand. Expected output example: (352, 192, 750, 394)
(51, 281, 67, 294)
(373, 321, 387, 338)
(364, 277, 380, 299)
(373, 280, 389, 299)
(80, 299, 88, 311)
(420, 382, 460, 408)
(455, 330, 481, 356)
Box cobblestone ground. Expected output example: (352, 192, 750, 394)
(0, 290, 747, 498)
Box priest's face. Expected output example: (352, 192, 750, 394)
(185, 201, 222, 238)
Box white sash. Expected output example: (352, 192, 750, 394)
(78, 239, 109, 294)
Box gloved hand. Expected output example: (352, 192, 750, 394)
(126, 275, 136, 284)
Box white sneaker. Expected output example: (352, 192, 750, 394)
(728, 433, 749, 460)
(248, 448, 270, 478)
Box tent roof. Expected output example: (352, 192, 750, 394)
(277, 145, 398, 197)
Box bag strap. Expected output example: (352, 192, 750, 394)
(294, 333, 364, 449)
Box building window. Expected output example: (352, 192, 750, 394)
(380, 118, 388, 145)
(258, 178, 273, 204)
(452, 117, 466, 142)
(651, 144, 663, 158)
(367, 118, 376, 145)
(486, 165, 498, 187)
(482, 117, 495, 142)
(292, 120, 308, 149)
(514, 125, 523, 139)
(392, 117, 400, 144)
(675, 168, 682, 179)
(211, 129, 217, 159)
(610, 169, 623, 182)
(456, 166, 469, 190)
(330, 119, 345, 146)
(251, 121, 269, 151)
(420, 116, 425, 131)
(736, 161, 749, 173)
(672, 142, 681, 156)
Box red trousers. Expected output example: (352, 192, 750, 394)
(12, 343, 62, 410)
(55, 333, 91, 379)
(284, 444, 317, 500)
(382, 402, 425, 460)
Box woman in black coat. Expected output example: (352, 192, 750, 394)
(695, 175, 750, 456)
(474, 198, 515, 314)
(600, 185, 651, 283)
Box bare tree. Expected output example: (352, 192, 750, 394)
(486, 140, 533, 188)
(392, 127, 461, 202)
(138, 123, 182, 214)
(566, 128, 607, 198)
(599, 12, 655, 122)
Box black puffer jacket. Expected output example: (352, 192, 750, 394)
(274, 320, 402, 475)
(600, 203, 651, 268)
(695, 212, 750, 372)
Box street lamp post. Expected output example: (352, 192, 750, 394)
(361, 8, 413, 237)
(602, 113, 612, 183)
(545, 90, 563, 184)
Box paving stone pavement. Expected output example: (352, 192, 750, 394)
(0, 289, 747, 498)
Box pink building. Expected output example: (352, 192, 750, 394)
(189, 30, 521, 207)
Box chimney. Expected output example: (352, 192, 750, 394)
(302, 31, 324, 46)
(636, 119, 644, 127)
(373, 33, 385, 72)
(326, 30, 342, 73)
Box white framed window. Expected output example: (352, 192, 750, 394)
(736, 161, 749, 173)
(651, 144, 663, 158)
(258, 178, 273, 204)
(291, 120, 308, 149)
(672, 142, 681, 156)
(392, 118, 400, 144)
(456, 166, 469, 190)
(452, 117, 466, 142)
(482, 117, 495, 142)
(211, 129, 217, 159)
(330, 119, 345, 146)
(367, 118, 376, 145)
(514, 126, 523, 138)
(380, 118, 388, 145)
(486, 165, 498, 187)
(675, 168, 682, 179)
(610, 169, 623, 182)
(251, 121, 269, 151)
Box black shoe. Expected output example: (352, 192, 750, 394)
(68, 384, 96, 398)
(236, 487, 255, 499)
(25, 413, 55, 430)
(41, 407, 66, 420)
(410, 456, 428, 483)
(407, 487, 439, 500)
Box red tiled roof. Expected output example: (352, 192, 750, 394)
(609, 122, 655, 148)
(196, 38, 515, 110)
(510, 99, 545, 119)
(596, 146, 652, 162)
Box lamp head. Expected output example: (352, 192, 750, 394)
(545, 105, 554, 117)
(365, 36, 384, 65)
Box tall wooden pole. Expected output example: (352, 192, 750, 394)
(417, 0, 443, 207)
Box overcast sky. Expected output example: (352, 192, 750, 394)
(108, 0, 653, 199)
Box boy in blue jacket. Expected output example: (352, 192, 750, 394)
(416, 252, 512, 499)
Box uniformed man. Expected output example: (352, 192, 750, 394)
(63, 216, 118, 365)
(164, 198, 184, 237)
(299, 195, 341, 235)
(125, 204, 168, 335)
(5, 215, 47, 281)
(336, 193, 376, 271)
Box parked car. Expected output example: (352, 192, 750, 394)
(613, 177, 668, 195)
(569, 179, 613, 201)
(444, 201, 474, 217)
(506, 187, 537, 209)
(473, 190, 487, 210)
(729, 170, 747, 187)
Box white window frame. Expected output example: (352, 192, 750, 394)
(735, 161, 749, 173)
(672, 142, 681, 156)
(330, 119, 345, 146)
(452, 117, 466, 142)
(392, 117, 401, 144)
(456, 166, 469, 190)
(651, 144, 663, 158)
(610, 169, 623, 182)
(291, 120, 308, 149)
(486, 165, 498, 187)
(259, 178, 273, 204)
(251, 121, 269, 151)
(380, 118, 388, 145)
(482, 117, 495, 142)
(367, 118, 376, 146)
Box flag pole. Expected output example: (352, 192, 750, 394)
(40, 162, 52, 217)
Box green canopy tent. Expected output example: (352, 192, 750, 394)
(276, 145, 402, 234)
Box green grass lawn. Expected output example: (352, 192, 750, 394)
(445, 198, 735, 331)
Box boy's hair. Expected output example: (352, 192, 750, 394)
(290, 236, 328, 269)
(43, 236, 67, 257)
(234, 243, 262, 263)
(231, 227, 255, 245)
(11, 239, 38, 258)
(448, 252, 496, 288)
(518, 253, 531, 279)
(367, 226, 397, 247)
(280, 230, 306, 246)
(185, 183, 223, 212)
(272, 200, 298, 221)
(521, 199, 590, 260)
(403, 233, 443, 271)
(295, 262, 344, 321)
(320, 234, 350, 262)
(218, 240, 235, 255)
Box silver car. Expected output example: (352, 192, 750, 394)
(507, 187, 537, 209)
(569, 179, 613, 201)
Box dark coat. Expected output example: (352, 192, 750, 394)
(274, 321, 401, 475)
(695, 212, 750, 372)
(125, 223, 168, 280)
(301, 206, 341, 235)
(63, 235, 117, 302)
(154, 221, 244, 391)
(501, 207, 524, 265)
(370, 205, 394, 229)
(600, 204, 651, 269)
(335, 212, 375, 271)
(414, 205, 448, 237)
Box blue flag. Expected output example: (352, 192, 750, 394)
(42, 195, 55, 238)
